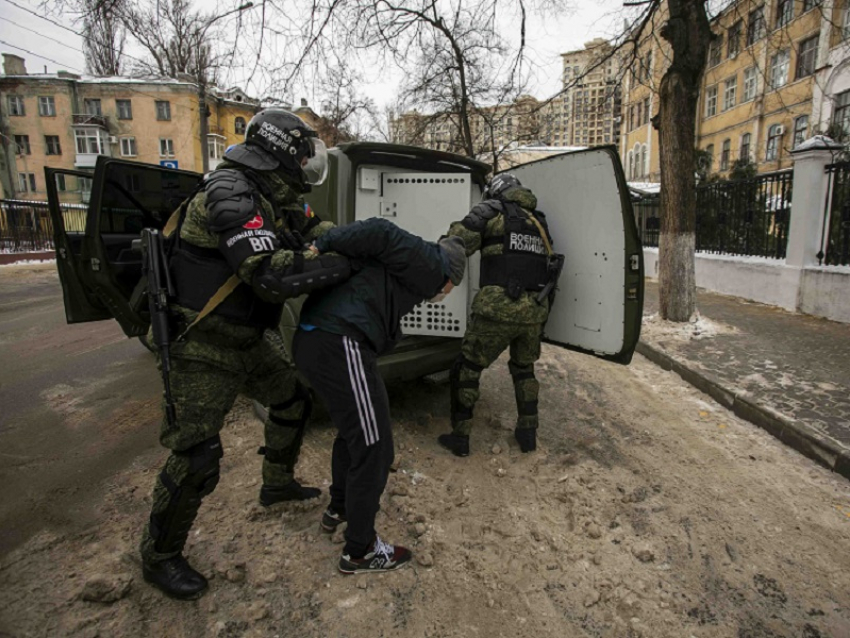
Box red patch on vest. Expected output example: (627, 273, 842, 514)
(243, 215, 264, 229)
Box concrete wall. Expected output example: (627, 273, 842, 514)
(644, 247, 850, 323)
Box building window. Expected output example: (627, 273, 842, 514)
(720, 139, 731, 171)
(793, 115, 809, 148)
(156, 100, 171, 121)
(747, 6, 765, 46)
(705, 85, 718, 117)
(743, 67, 758, 101)
(56, 174, 66, 192)
(708, 35, 722, 67)
(209, 136, 225, 159)
(796, 35, 819, 79)
(18, 173, 36, 192)
(705, 144, 714, 173)
(84, 98, 102, 116)
(159, 138, 175, 156)
(728, 21, 742, 57)
(723, 77, 737, 111)
(775, 0, 793, 28)
(803, 0, 821, 11)
(641, 144, 648, 178)
(740, 133, 751, 161)
(766, 124, 783, 160)
(833, 90, 850, 140)
(642, 51, 653, 81)
(13, 135, 31, 155)
(235, 117, 246, 135)
(120, 137, 137, 156)
(843, 4, 850, 41)
(45, 135, 61, 155)
(116, 99, 133, 120)
(75, 129, 104, 155)
(8, 95, 25, 116)
(643, 97, 650, 125)
(38, 96, 55, 116)
(770, 50, 790, 89)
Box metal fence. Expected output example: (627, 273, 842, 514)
(822, 162, 850, 267)
(633, 170, 794, 259)
(0, 199, 87, 254)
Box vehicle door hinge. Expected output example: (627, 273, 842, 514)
(630, 253, 640, 271)
(91, 258, 101, 271)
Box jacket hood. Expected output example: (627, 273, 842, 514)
(501, 186, 537, 210)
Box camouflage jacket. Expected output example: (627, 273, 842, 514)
(173, 160, 334, 340)
(447, 186, 550, 325)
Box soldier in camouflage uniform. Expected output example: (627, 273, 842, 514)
(438, 173, 557, 457)
(140, 108, 350, 600)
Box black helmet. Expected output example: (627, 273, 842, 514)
(483, 173, 522, 200)
(224, 108, 329, 185)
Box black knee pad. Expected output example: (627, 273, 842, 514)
(151, 435, 223, 554)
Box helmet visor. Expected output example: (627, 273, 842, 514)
(302, 138, 328, 185)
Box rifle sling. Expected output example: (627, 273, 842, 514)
(176, 274, 242, 340)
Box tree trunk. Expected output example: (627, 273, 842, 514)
(657, 72, 697, 321)
(657, 0, 711, 321)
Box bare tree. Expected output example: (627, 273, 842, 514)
(81, 0, 127, 76)
(653, 0, 712, 321)
(251, 0, 563, 169)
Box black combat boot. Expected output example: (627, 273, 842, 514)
(438, 433, 470, 457)
(259, 480, 321, 506)
(143, 555, 208, 600)
(514, 427, 537, 453)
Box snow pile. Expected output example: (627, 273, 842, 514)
(641, 311, 737, 341)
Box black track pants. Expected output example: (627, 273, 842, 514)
(293, 329, 394, 558)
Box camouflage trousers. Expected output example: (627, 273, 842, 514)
(140, 328, 310, 564)
(450, 314, 544, 436)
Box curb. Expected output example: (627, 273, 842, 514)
(636, 341, 850, 481)
(0, 251, 55, 266)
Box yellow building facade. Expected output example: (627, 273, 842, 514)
(620, 0, 841, 182)
(0, 54, 259, 203)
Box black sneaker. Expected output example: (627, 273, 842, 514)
(514, 427, 537, 453)
(142, 555, 208, 600)
(339, 535, 412, 574)
(320, 508, 347, 533)
(438, 433, 469, 457)
(259, 480, 321, 506)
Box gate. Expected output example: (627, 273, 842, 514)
(821, 162, 850, 266)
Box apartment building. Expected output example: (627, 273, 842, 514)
(0, 54, 259, 203)
(621, 0, 848, 182)
(560, 38, 623, 148)
(390, 93, 552, 157)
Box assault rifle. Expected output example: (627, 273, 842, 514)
(537, 253, 565, 305)
(140, 229, 177, 427)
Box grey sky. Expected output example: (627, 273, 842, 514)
(0, 0, 626, 107)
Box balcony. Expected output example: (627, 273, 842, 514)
(72, 113, 109, 129)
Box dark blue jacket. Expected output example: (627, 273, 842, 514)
(300, 218, 448, 354)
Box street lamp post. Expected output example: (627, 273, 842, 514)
(197, 2, 254, 173)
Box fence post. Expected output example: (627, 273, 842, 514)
(787, 136, 843, 268)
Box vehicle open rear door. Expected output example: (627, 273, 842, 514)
(44, 167, 111, 323)
(508, 147, 644, 364)
(60, 157, 201, 336)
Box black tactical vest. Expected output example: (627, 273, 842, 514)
(479, 201, 551, 299)
(167, 173, 297, 330)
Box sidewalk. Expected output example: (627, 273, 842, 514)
(638, 280, 850, 480)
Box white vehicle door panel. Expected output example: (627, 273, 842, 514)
(509, 148, 641, 358)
